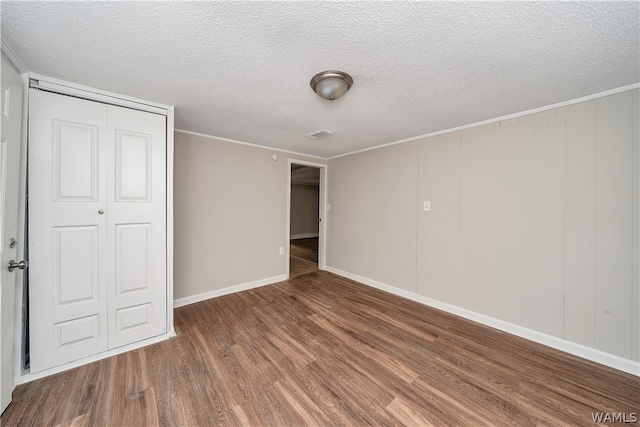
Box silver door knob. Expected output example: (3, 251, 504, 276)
(98, 209, 104, 215)
(8, 259, 28, 272)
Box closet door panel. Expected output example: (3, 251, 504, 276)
(28, 90, 108, 373)
(106, 106, 166, 348)
(115, 130, 152, 202)
(53, 225, 99, 304)
(116, 223, 152, 294)
(53, 121, 99, 200)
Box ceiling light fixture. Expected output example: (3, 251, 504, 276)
(310, 70, 353, 101)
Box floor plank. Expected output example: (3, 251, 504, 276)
(290, 238, 318, 277)
(290, 238, 318, 263)
(2, 270, 638, 426)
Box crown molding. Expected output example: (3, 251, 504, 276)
(1, 40, 27, 74)
(329, 83, 640, 160)
(175, 129, 327, 161)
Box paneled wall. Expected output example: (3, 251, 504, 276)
(327, 89, 639, 362)
(328, 144, 419, 291)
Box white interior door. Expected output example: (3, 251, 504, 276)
(29, 90, 109, 373)
(0, 55, 24, 413)
(29, 89, 167, 373)
(106, 105, 166, 348)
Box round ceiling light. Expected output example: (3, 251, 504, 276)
(310, 70, 353, 102)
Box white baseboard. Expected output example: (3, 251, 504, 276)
(173, 274, 288, 308)
(16, 333, 171, 385)
(326, 266, 640, 377)
(290, 233, 319, 240)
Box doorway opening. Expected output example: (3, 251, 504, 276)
(287, 160, 326, 278)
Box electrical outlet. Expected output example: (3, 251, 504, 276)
(279, 247, 285, 255)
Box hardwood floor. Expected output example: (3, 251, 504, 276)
(2, 270, 638, 426)
(289, 256, 318, 277)
(290, 238, 318, 263)
(290, 238, 318, 277)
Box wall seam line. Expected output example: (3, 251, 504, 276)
(593, 99, 598, 349)
(629, 94, 636, 360)
(415, 143, 420, 295)
(562, 112, 567, 340)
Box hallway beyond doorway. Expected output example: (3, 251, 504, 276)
(289, 238, 318, 277)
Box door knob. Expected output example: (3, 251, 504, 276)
(98, 209, 104, 215)
(8, 259, 28, 272)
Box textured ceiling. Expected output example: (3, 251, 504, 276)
(2, 2, 638, 158)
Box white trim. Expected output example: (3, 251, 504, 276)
(16, 333, 171, 384)
(173, 274, 288, 308)
(329, 83, 640, 160)
(166, 106, 176, 337)
(28, 73, 169, 115)
(290, 233, 319, 240)
(13, 74, 29, 380)
(287, 159, 327, 278)
(287, 164, 292, 277)
(175, 129, 327, 161)
(326, 266, 640, 377)
(287, 158, 329, 168)
(321, 165, 328, 271)
(1, 40, 27, 74)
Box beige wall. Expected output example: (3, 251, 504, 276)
(327, 89, 639, 362)
(328, 143, 419, 291)
(290, 184, 319, 238)
(173, 132, 324, 300)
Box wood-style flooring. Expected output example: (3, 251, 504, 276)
(290, 238, 318, 264)
(289, 238, 318, 277)
(289, 256, 318, 277)
(2, 270, 638, 426)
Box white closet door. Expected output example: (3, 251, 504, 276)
(29, 90, 108, 373)
(29, 90, 167, 373)
(106, 106, 166, 348)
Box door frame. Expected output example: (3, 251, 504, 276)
(13, 73, 175, 384)
(286, 159, 327, 277)
(10, 72, 29, 393)
(0, 51, 26, 413)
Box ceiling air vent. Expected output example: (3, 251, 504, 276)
(305, 129, 333, 140)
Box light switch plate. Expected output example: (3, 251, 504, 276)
(423, 201, 431, 212)
(2, 89, 10, 119)
(279, 247, 284, 255)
